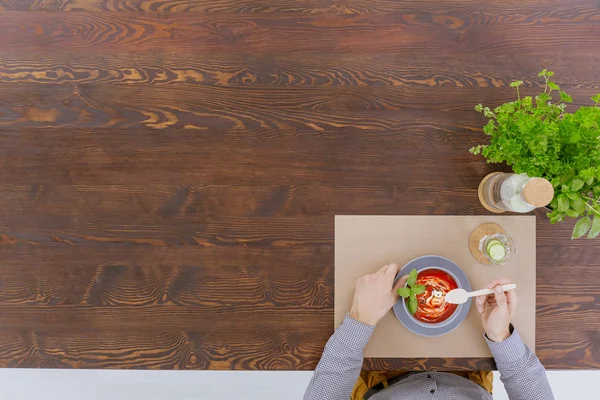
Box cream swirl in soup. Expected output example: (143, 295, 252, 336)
(412, 269, 458, 323)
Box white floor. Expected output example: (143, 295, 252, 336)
(0, 369, 596, 399)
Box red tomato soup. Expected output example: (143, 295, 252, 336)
(411, 269, 458, 323)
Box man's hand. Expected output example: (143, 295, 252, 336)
(476, 277, 518, 342)
(349, 263, 408, 326)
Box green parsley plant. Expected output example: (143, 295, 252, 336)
(471, 70, 600, 239)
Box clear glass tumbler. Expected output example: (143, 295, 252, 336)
(479, 233, 516, 265)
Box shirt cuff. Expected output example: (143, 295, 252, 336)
(485, 324, 528, 364)
(336, 314, 376, 350)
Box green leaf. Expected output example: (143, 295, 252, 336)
(591, 94, 600, 104)
(570, 179, 585, 191)
(538, 69, 548, 77)
(588, 215, 600, 239)
(547, 71, 554, 77)
(571, 196, 587, 214)
(470, 145, 486, 155)
(413, 285, 426, 295)
(407, 268, 418, 287)
(537, 93, 551, 102)
(565, 209, 579, 218)
(550, 212, 564, 224)
(510, 80, 524, 88)
(408, 295, 418, 315)
(397, 287, 411, 298)
(557, 194, 569, 212)
(482, 120, 495, 135)
(594, 186, 600, 196)
(560, 92, 573, 103)
(548, 82, 560, 91)
(572, 216, 592, 239)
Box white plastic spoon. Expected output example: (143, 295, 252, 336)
(445, 284, 517, 305)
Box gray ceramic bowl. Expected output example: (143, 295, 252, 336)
(393, 255, 471, 337)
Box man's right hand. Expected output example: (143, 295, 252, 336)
(349, 263, 408, 327)
(476, 277, 518, 342)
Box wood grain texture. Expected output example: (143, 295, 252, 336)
(2, 10, 600, 56)
(0, 83, 500, 130)
(2, 85, 599, 130)
(2, 0, 597, 13)
(2, 53, 600, 88)
(0, 249, 333, 307)
(0, 0, 599, 371)
(0, 128, 497, 186)
(0, 184, 486, 218)
(0, 329, 331, 369)
(0, 215, 333, 247)
(0, 82, 492, 129)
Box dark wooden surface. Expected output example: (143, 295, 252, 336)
(0, 0, 599, 370)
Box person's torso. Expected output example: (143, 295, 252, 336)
(370, 371, 492, 400)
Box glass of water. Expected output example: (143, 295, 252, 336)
(479, 233, 516, 265)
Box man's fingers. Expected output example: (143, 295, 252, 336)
(505, 288, 518, 316)
(485, 277, 517, 310)
(377, 263, 397, 275)
(383, 263, 399, 276)
(485, 277, 513, 289)
(392, 275, 408, 291)
(379, 263, 400, 285)
(476, 294, 486, 306)
(376, 264, 391, 273)
(494, 286, 508, 309)
(475, 295, 486, 314)
(504, 286, 518, 304)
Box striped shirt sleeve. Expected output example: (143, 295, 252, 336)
(486, 325, 555, 400)
(303, 314, 374, 400)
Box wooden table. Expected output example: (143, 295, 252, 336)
(0, 0, 598, 370)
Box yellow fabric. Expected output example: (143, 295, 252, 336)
(351, 370, 493, 400)
(467, 371, 494, 393)
(351, 370, 405, 400)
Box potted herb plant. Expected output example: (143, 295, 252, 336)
(470, 70, 600, 239)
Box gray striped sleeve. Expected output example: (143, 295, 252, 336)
(303, 315, 374, 400)
(486, 326, 555, 400)
(304, 317, 554, 400)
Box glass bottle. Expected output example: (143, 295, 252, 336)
(478, 172, 554, 213)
